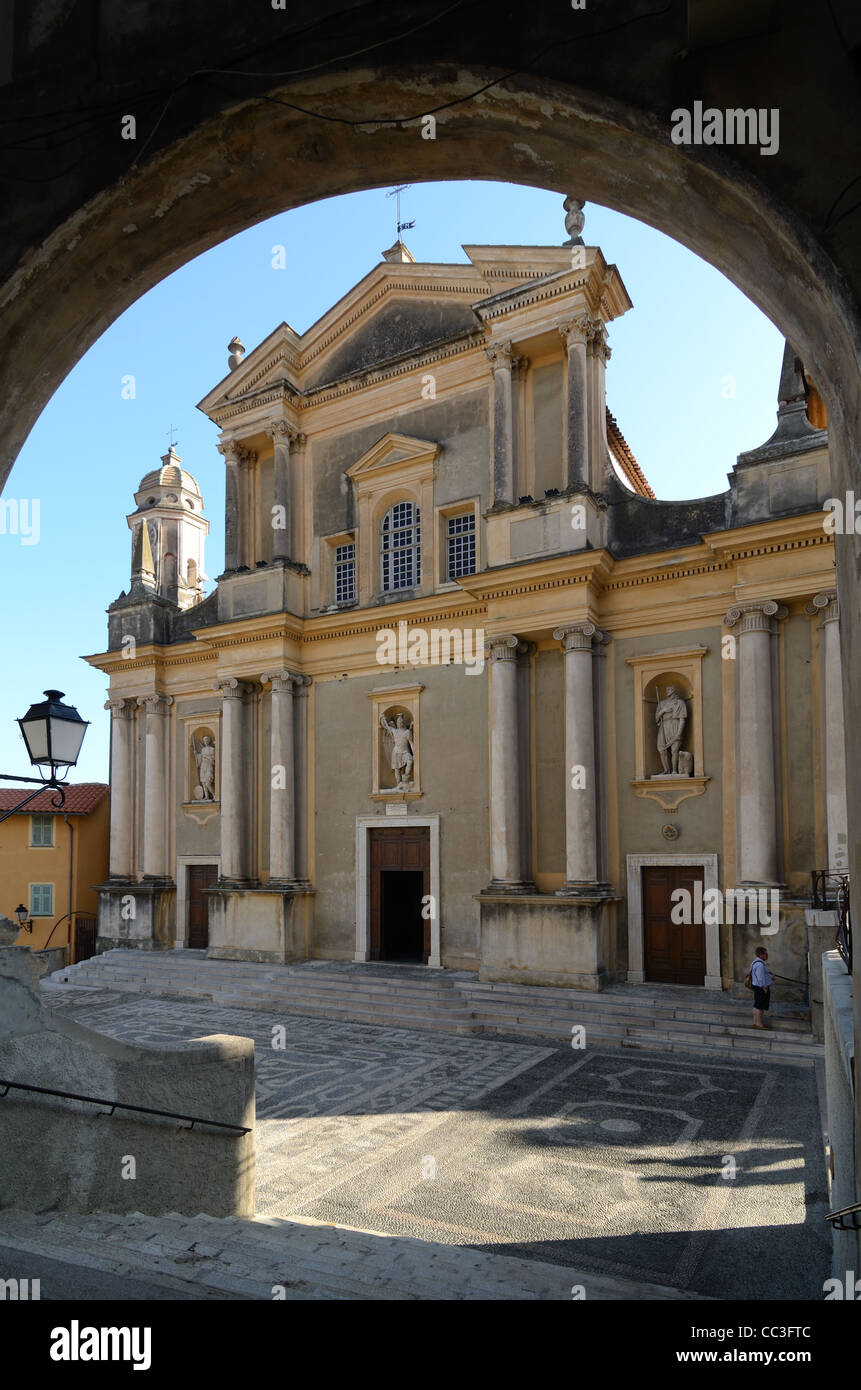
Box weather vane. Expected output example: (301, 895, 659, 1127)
(386, 184, 415, 239)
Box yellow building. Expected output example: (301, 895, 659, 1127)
(85, 228, 843, 1001)
(0, 783, 109, 959)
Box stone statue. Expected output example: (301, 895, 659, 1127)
(380, 712, 414, 789)
(193, 734, 216, 800)
(655, 685, 688, 775)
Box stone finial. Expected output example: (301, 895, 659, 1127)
(227, 336, 245, 371)
(563, 196, 586, 246)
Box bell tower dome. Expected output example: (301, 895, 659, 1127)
(127, 446, 208, 609)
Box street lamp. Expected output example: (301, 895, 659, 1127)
(14, 903, 32, 934)
(0, 690, 89, 823)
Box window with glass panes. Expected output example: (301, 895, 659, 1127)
(30, 884, 54, 916)
(31, 814, 54, 846)
(334, 542, 355, 603)
(446, 512, 476, 579)
(381, 502, 421, 592)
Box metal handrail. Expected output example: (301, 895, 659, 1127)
(0, 1077, 250, 1134)
(825, 1201, 861, 1232)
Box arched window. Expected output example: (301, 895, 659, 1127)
(381, 501, 421, 592)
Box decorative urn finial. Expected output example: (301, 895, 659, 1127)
(227, 336, 245, 371)
(563, 196, 586, 246)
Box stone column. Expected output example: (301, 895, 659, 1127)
(217, 439, 243, 571)
(266, 422, 295, 564)
(809, 591, 849, 871)
(486, 342, 516, 506)
(553, 623, 608, 892)
(585, 321, 611, 491)
(293, 675, 312, 883)
(559, 317, 590, 492)
(724, 600, 788, 884)
(487, 634, 533, 890)
(138, 695, 173, 879)
(262, 670, 296, 883)
(216, 678, 254, 883)
(107, 698, 136, 880)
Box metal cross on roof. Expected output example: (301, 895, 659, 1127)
(387, 184, 415, 238)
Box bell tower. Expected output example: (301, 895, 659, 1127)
(127, 446, 208, 609)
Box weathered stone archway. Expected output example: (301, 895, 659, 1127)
(2, 55, 860, 1231)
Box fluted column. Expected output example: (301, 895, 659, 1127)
(554, 623, 608, 892)
(487, 634, 533, 890)
(559, 317, 590, 492)
(216, 678, 254, 882)
(486, 342, 516, 506)
(138, 695, 173, 879)
(808, 591, 849, 871)
(724, 600, 788, 883)
(107, 698, 136, 879)
(262, 670, 296, 883)
(293, 675, 312, 883)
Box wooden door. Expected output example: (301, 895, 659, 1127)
(643, 865, 706, 985)
(369, 827, 430, 962)
(187, 864, 218, 949)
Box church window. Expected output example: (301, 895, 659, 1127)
(335, 542, 356, 603)
(381, 502, 421, 591)
(446, 512, 476, 579)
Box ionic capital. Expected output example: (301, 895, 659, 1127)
(136, 695, 174, 716)
(553, 622, 609, 653)
(805, 590, 839, 625)
(724, 600, 788, 635)
(215, 677, 255, 699)
(486, 633, 530, 663)
(105, 697, 136, 719)
(261, 669, 302, 693)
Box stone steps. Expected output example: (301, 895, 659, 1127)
(0, 1208, 708, 1301)
(44, 951, 820, 1064)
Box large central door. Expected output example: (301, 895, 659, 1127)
(187, 864, 218, 949)
(369, 827, 430, 963)
(642, 864, 706, 985)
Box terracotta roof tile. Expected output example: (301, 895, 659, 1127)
(0, 782, 109, 815)
(606, 409, 655, 498)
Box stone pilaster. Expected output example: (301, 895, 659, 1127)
(215, 678, 255, 883)
(265, 422, 301, 565)
(486, 342, 516, 506)
(137, 694, 173, 880)
(724, 599, 788, 884)
(553, 623, 609, 893)
(559, 317, 590, 492)
(585, 319, 611, 489)
(106, 698, 136, 880)
(807, 591, 849, 872)
(218, 440, 243, 571)
(292, 675, 312, 884)
(486, 634, 534, 891)
(261, 670, 297, 884)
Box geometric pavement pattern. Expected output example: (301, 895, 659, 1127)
(54, 991, 831, 1300)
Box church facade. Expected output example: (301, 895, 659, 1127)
(87, 227, 845, 1000)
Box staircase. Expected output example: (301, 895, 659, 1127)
(43, 951, 820, 1064)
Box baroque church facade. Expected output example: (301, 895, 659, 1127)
(88, 221, 845, 999)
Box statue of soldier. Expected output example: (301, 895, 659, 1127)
(655, 685, 687, 775)
(380, 712, 414, 788)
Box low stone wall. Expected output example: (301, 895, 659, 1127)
(0, 947, 255, 1217)
(821, 949, 858, 1276)
(476, 894, 616, 990)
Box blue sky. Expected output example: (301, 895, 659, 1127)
(0, 179, 785, 786)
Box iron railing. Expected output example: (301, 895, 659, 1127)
(811, 870, 851, 974)
(825, 1200, 861, 1232)
(0, 1077, 250, 1134)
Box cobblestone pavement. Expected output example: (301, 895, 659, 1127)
(53, 990, 831, 1300)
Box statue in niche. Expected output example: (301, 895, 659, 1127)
(654, 685, 689, 776)
(192, 733, 217, 800)
(380, 712, 414, 790)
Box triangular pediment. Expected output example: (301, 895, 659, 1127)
(346, 433, 440, 481)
